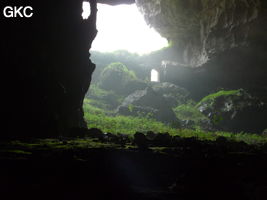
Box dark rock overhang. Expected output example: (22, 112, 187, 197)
(135, 0, 267, 67)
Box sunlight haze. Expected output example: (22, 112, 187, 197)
(83, 3, 168, 55)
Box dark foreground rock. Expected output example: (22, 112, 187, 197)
(0, 137, 266, 200)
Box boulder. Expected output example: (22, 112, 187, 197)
(152, 133, 173, 147)
(116, 87, 179, 125)
(197, 89, 267, 133)
(146, 131, 157, 140)
(133, 132, 148, 150)
(152, 82, 189, 107)
(87, 128, 104, 140)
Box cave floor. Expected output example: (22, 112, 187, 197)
(0, 138, 267, 200)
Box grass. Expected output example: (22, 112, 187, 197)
(215, 131, 267, 144)
(84, 112, 175, 135)
(83, 98, 267, 145)
(84, 98, 176, 135)
(84, 97, 267, 145)
(83, 98, 107, 115)
(173, 101, 208, 123)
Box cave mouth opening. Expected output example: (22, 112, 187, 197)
(82, 2, 168, 55)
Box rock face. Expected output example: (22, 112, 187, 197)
(155, 48, 267, 100)
(136, 0, 267, 67)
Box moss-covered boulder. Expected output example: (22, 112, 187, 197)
(196, 89, 267, 133)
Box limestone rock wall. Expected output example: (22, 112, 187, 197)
(136, 0, 266, 67)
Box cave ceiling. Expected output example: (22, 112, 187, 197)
(135, 0, 267, 67)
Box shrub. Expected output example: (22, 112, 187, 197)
(98, 62, 137, 94)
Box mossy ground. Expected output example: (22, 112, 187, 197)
(83, 97, 267, 145)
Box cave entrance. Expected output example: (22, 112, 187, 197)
(81, 1, 170, 135)
(82, 2, 168, 54)
(151, 69, 160, 82)
(82, 1, 91, 19)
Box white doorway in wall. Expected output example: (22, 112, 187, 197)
(151, 69, 160, 82)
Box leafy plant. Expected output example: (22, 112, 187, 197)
(128, 104, 134, 112)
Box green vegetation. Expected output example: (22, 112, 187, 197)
(84, 53, 266, 146)
(197, 89, 241, 106)
(83, 98, 107, 115)
(173, 100, 208, 123)
(101, 62, 137, 80)
(128, 104, 134, 112)
(84, 102, 173, 135)
(83, 98, 267, 145)
(88, 84, 115, 98)
(85, 84, 125, 109)
(98, 62, 137, 93)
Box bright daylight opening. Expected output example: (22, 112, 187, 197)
(82, 2, 168, 55)
(82, 1, 91, 19)
(151, 69, 160, 82)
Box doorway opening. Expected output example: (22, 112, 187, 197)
(151, 69, 160, 82)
